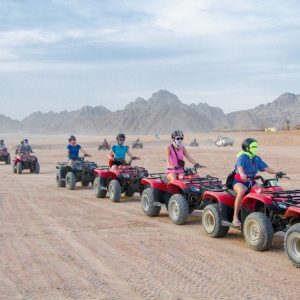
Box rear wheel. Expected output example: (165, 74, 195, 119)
(6, 154, 11, 165)
(66, 172, 76, 190)
(243, 212, 273, 251)
(56, 172, 65, 187)
(284, 223, 300, 268)
(168, 194, 189, 225)
(16, 162, 22, 174)
(93, 177, 107, 198)
(141, 188, 161, 217)
(12, 164, 17, 173)
(202, 203, 229, 238)
(109, 179, 121, 202)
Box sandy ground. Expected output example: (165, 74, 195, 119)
(1, 131, 300, 300)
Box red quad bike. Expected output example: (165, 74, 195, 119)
(12, 152, 40, 174)
(140, 166, 223, 225)
(201, 172, 300, 266)
(0, 148, 11, 164)
(93, 158, 148, 202)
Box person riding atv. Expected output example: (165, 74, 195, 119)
(67, 135, 90, 164)
(230, 138, 279, 227)
(17, 139, 33, 154)
(108, 133, 138, 169)
(166, 130, 201, 182)
(0, 139, 6, 150)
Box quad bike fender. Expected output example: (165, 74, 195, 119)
(141, 178, 167, 192)
(166, 181, 188, 195)
(284, 206, 300, 218)
(202, 191, 235, 207)
(13, 157, 21, 164)
(93, 169, 110, 178)
(242, 193, 273, 212)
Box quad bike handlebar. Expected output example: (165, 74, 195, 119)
(248, 172, 289, 186)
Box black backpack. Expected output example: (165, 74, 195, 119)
(226, 169, 236, 188)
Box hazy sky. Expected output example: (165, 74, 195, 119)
(1, 0, 300, 120)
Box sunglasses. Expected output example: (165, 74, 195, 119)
(175, 137, 184, 141)
(69, 139, 76, 141)
(118, 139, 125, 141)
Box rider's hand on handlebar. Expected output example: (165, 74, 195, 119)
(276, 171, 285, 178)
(194, 163, 205, 169)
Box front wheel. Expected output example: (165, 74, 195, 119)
(6, 154, 11, 165)
(66, 172, 76, 190)
(35, 162, 40, 174)
(243, 212, 273, 251)
(56, 172, 65, 187)
(141, 188, 161, 217)
(202, 203, 229, 238)
(108, 179, 121, 202)
(168, 194, 189, 225)
(16, 162, 22, 174)
(93, 177, 107, 198)
(284, 223, 300, 268)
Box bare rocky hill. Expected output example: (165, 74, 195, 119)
(1, 91, 300, 134)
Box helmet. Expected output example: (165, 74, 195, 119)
(171, 130, 184, 139)
(116, 133, 125, 140)
(68, 135, 76, 141)
(242, 138, 257, 152)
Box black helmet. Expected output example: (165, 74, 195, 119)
(116, 133, 125, 140)
(242, 138, 257, 152)
(69, 135, 76, 141)
(171, 130, 184, 139)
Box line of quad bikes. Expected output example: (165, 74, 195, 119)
(2, 145, 300, 269)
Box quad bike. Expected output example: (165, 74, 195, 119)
(98, 142, 111, 151)
(201, 172, 300, 263)
(140, 165, 223, 225)
(215, 136, 234, 147)
(189, 140, 199, 147)
(132, 141, 143, 149)
(93, 157, 148, 202)
(56, 154, 97, 190)
(0, 148, 11, 164)
(12, 152, 40, 174)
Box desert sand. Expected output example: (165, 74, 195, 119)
(1, 130, 300, 300)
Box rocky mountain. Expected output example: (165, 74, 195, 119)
(1, 91, 300, 134)
(0, 114, 22, 133)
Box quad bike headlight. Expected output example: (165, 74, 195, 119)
(277, 202, 287, 210)
(190, 186, 201, 193)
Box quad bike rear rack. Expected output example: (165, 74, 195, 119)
(264, 190, 300, 207)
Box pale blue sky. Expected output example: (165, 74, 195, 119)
(0, 0, 300, 119)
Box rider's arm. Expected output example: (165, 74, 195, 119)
(183, 147, 197, 165)
(108, 150, 114, 160)
(166, 146, 173, 167)
(127, 148, 133, 159)
(264, 166, 276, 174)
(79, 147, 88, 156)
(237, 166, 247, 181)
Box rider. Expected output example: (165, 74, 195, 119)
(108, 133, 136, 169)
(18, 138, 33, 154)
(166, 130, 201, 182)
(67, 135, 89, 163)
(0, 139, 6, 150)
(232, 138, 277, 227)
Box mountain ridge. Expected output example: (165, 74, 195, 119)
(1, 90, 299, 134)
